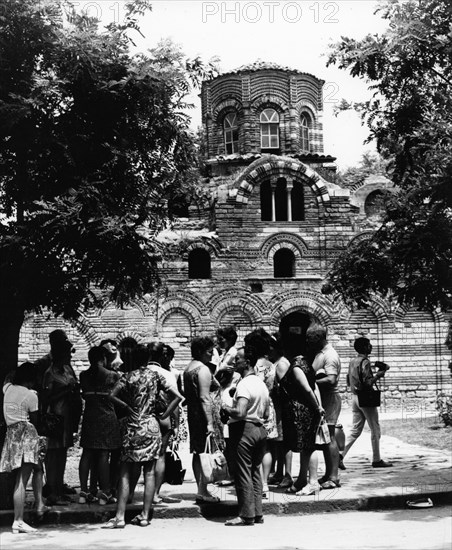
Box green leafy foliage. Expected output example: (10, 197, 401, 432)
(337, 152, 388, 190)
(324, 0, 452, 312)
(0, 0, 217, 371)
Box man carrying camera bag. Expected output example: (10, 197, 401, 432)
(342, 337, 393, 469)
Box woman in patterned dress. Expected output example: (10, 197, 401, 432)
(103, 345, 182, 528)
(79, 346, 121, 505)
(267, 333, 294, 488)
(0, 363, 48, 533)
(184, 336, 224, 503)
(274, 340, 325, 496)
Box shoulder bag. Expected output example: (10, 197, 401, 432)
(356, 358, 381, 407)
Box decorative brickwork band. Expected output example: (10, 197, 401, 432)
(235, 156, 330, 206)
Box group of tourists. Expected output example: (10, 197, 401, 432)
(0, 324, 393, 532)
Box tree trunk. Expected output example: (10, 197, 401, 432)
(0, 303, 25, 384)
(0, 304, 25, 509)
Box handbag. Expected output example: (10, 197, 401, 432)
(356, 358, 381, 407)
(199, 435, 229, 484)
(164, 444, 186, 485)
(315, 417, 331, 449)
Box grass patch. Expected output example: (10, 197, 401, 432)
(381, 415, 452, 451)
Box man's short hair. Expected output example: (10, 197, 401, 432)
(354, 337, 370, 354)
(147, 341, 166, 364)
(244, 328, 272, 359)
(306, 325, 327, 349)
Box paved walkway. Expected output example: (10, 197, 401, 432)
(1, 412, 451, 526)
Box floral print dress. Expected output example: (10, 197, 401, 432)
(113, 367, 171, 462)
(255, 358, 279, 440)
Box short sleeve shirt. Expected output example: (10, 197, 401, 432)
(312, 343, 341, 394)
(3, 383, 39, 426)
(348, 355, 373, 395)
(230, 374, 269, 425)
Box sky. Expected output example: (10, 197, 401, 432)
(76, 0, 390, 169)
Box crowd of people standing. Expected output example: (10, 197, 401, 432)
(0, 324, 392, 532)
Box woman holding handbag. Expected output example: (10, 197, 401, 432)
(342, 337, 392, 468)
(184, 336, 224, 504)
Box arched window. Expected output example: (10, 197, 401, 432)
(224, 112, 238, 154)
(300, 113, 311, 152)
(188, 248, 211, 279)
(291, 180, 305, 221)
(260, 179, 305, 222)
(274, 248, 295, 278)
(260, 180, 272, 221)
(365, 190, 385, 218)
(275, 178, 288, 221)
(260, 108, 279, 149)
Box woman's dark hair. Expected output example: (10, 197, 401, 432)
(354, 337, 370, 354)
(118, 337, 138, 373)
(88, 346, 108, 366)
(244, 328, 272, 358)
(217, 326, 237, 346)
(132, 344, 150, 369)
(14, 362, 37, 386)
(191, 336, 214, 361)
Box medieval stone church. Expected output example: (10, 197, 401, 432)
(19, 61, 450, 407)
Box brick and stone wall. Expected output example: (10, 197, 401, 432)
(17, 63, 452, 409)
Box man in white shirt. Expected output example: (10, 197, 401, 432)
(221, 346, 269, 526)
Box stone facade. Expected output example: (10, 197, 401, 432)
(18, 62, 451, 409)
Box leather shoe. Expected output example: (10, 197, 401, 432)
(372, 460, 393, 468)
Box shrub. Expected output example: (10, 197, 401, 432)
(436, 394, 452, 427)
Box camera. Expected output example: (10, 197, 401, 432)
(375, 361, 389, 372)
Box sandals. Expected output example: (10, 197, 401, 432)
(195, 494, 220, 503)
(320, 479, 341, 490)
(102, 518, 126, 529)
(131, 515, 151, 527)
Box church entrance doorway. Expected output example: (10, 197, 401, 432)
(278, 311, 315, 357)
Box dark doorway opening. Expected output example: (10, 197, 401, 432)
(278, 311, 313, 357)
